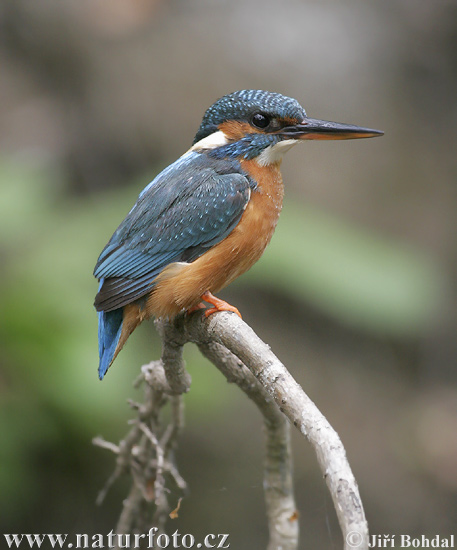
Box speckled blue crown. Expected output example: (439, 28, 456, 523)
(193, 90, 306, 144)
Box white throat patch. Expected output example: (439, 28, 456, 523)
(257, 139, 298, 166)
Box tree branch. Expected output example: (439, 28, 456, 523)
(93, 359, 187, 545)
(197, 339, 299, 549)
(170, 312, 368, 550)
(95, 311, 368, 550)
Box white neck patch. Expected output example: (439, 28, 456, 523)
(257, 139, 298, 166)
(189, 130, 228, 151)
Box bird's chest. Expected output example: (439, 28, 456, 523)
(212, 160, 283, 287)
(149, 160, 284, 307)
(238, 160, 284, 248)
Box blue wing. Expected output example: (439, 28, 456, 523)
(94, 151, 252, 312)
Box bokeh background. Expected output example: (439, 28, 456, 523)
(1, 0, 456, 548)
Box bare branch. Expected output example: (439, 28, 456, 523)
(155, 318, 192, 394)
(96, 311, 368, 549)
(197, 339, 299, 550)
(175, 312, 369, 550)
(92, 437, 120, 455)
(94, 361, 187, 536)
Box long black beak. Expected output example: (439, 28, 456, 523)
(281, 117, 383, 140)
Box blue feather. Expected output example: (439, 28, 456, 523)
(193, 90, 306, 143)
(94, 152, 253, 312)
(97, 279, 124, 379)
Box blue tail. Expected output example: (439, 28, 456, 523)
(98, 308, 124, 380)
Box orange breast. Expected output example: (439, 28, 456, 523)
(146, 160, 284, 318)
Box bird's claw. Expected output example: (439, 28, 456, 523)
(200, 291, 242, 319)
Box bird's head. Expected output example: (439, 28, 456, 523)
(192, 90, 383, 166)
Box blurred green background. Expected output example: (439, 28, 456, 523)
(1, 0, 456, 548)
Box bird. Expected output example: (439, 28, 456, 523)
(94, 89, 383, 379)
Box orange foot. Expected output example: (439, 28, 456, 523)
(201, 291, 242, 319)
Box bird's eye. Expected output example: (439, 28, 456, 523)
(251, 112, 270, 129)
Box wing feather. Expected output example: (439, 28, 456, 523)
(94, 152, 251, 312)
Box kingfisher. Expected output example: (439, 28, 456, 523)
(94, 90, 383, 379)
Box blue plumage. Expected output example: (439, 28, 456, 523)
(94, 150, 253, 378)
(97, 282, 124, 379)
(193, 90, 306, 143)
(209, 133, 282, 161)
(94, 152, 253, 312)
